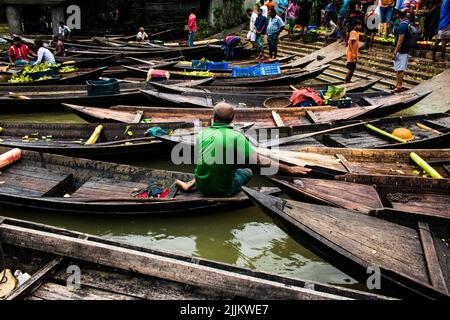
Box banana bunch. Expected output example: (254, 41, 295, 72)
(59, 66, 78, 73)
(36, 75, 54, 81)
(8, 73, 33, 83)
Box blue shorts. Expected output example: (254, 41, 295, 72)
(394, 53, 409, 72)
(225, 169, 253, 196)
(379, 7, 394, 23)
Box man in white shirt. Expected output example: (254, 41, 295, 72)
(246, 8, 258, 46)
(136, 27, 149, 43)
(58, 21, 71, 39)
(33, 39, 56, 65)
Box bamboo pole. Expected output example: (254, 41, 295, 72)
(410, 152, 443, 179)
(364, 124, 407, 144)
(85, 125, 103, 145)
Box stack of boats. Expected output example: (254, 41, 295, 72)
(0, 34, 449, 300)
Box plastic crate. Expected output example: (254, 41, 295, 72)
(87, 78, 120, 97)
(320, 90, 352, 108)
(191, 60, 208, 70)
(206, 61, 229, 70)
(254, 63, 281, 76)
(231, 66, 254, 78)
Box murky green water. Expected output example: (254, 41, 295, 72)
(1, 111, 360, 289)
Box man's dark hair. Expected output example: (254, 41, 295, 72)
(352, 19, 363, 29)
(247, 8, 253, 14)
(398, 10, 407, 19)
(213, 103, 235, 124)
(191, 7, 196, 14)
(13, 36, 22, 43)
(34, 38, 44, 48)
(59, 21, 65, 25)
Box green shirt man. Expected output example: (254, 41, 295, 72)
(175, 103, 311, 196)
(195, 121, 255, 196)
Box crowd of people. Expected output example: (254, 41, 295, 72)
(244, 0, 449, 91)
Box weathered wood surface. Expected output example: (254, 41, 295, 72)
(0, 223, 354, 300)
(243, 188, 450, 299)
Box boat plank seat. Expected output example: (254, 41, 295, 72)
(389, 193, 450, 218)
(70, 177, 149, 198)
(0, 165, 72, 197)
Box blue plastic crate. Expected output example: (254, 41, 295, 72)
(206, 61, 229, 70)
(232, 66, 255, 78)
(191, 60, 207, 70)
(320, 90, 352, 108)
(87, 78, 120, 96)
(254, 63, 281, 76)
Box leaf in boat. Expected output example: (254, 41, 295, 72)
(0, 139, 3, 142)
(0, 181, 5, 184)
(124, 142, 133, 145)
(413, 170, 421, 175)
(127, 131, 133, 136)
(64, 194, 71, 198)
(124, 125, 132, 134)
(142, 118, 152, 123)
(22, 136, 29, 139)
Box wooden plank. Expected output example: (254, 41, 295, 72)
(7, 257, 63, 300)
(418, 222, 449, 294)
(271, 111, 285, 127)
(305, 110, 320, 124)
(0, 223, 351, 300)
(132, 111, 144, 124)
(32, 282, 138, 300)
(335, 154, 353, 173)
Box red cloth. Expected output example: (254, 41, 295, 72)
(188, 13, 197, 32)
(8, 44, 32, 62)
(290, 88, 323, 106)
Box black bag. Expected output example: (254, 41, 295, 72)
(405, 24, 420, 49)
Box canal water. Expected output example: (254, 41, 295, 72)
(1, 111, 362, 290)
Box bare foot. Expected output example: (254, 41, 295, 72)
(175, 179, 195, 192)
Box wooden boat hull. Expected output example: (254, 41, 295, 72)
(0, 67, 105, 87)
(0, 147, 279, 215)
(57, 53, 123, 68)
(0, 122, 192, 157)
(242, 187, 450, 299)
(270, 176, 450, 224)
(0, 217, 390, 300)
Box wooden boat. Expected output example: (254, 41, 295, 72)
(56, 53, 123, 68)
(0, 146, 279, 215)
(242, 187, 450, 299)
(262, 112, 450, 149)
(270, 175, 450, 224)
(0, 217, 390, 300)
(0, 122, 192, 157)
(124, 65, 329, 85)
(261, 147, 450, 181)
(0, 67, 105, 87)
(139, 89, 429, 114)
(148, 77, 382, 95)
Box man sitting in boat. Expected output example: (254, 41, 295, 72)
(136, 27, 149, 43)
(8, 37, 36, 66)
(176, 103, 311, 196)
(33, 39, 56, 65)
(222, 35, 242, 60)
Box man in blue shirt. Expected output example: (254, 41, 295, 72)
(255, 7, 268, 59)
(433, 0, 450, 62)
(392, 10, 410, 92)
(266, 8, 285, 58)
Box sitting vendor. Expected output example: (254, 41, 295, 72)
(8, 37, 36, 66)
(33, 39, 56, 65)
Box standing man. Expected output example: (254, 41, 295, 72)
(267, 9, 285, 59)
(8, 37, 36, 66)
(277, 0, 289, 21)
(392, 10, 411, 92)
(33, 39, 56, 65)
(188, 7, 197, 47)
(345, 19, 362, 83)
(433, 0, 450, 62)
(379, 0, 396, 37)
(52, 35, 66, 57)
(247, 8, 258, 47)
(175, 103, 310, 196)
(298, 0, 313, 34)
(324, 0, 339, 38)
(255, 7, 268, 59)
(58, 21, 71, 39)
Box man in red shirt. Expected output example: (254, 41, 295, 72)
(188, 7, 197, 47)
(8, 37, 35, 66)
